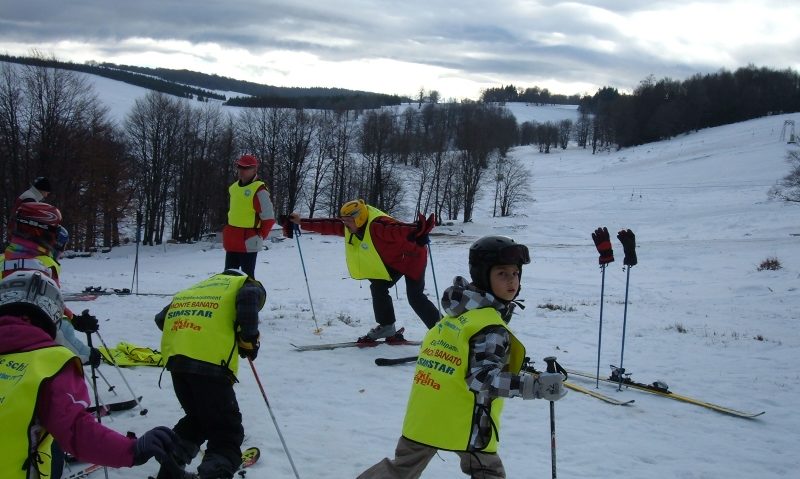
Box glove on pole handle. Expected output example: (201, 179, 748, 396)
(544, 356, 558, 479)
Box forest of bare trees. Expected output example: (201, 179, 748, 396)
(4, 61, 798, 251)
(1, 63, 531, 250)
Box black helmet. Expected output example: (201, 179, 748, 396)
(469, 236, 531, 293)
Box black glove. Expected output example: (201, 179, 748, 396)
(133, 426, 178, 465)
(86, 348, 102, 368)
(238, 334, 260, 360)
(617, 229, 637, 266)
(278, 214, 295, 239)
(591, 227, 614, 265)
(73, 309, 99, 333)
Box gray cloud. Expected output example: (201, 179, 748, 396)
(1, 0, 797, 98)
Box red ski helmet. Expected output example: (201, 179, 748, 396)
(15, 202, 62, 231)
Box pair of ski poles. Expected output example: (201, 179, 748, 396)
(595, 263, 634, 390)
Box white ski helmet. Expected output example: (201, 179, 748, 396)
(0, 270, 64, 338)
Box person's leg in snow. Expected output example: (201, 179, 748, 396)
(403, 274, 440, 329)
(161, 372, 243, 479)
(357, 437, 438, 479)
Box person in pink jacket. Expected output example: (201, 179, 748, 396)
(0, 270, 178, 479)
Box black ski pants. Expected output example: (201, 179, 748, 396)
(224, 251, 257, 279)
(369, 268, 440, 329)
(167, 371, 243, 478)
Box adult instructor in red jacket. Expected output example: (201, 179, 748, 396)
(222, 155, 275, 279)
(287, 199, 439, 342)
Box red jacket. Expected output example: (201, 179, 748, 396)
(0, 315, 136, 467)
(298, 215, 429, 280)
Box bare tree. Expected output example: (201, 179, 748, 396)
(125, 91, 184, 245)
(279, 108, 316, 214)
(359, 110, 400, 211)
(493, 155, 531, 217)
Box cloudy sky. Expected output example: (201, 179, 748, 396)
(1, 1, 798, 100)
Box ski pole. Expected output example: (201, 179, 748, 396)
(595, 263, 607, 388)
(248, 358, 301, 479)
(617, 265, 632, 391)
(95, 367, 117, 395)
(85, 332, 103, 423)
(426, 239, 442, 316)
(544, 356, 558, 479)
(93, 331, 148, 416)
(85, 332, 111, 479)
(293, 224, 321, 334)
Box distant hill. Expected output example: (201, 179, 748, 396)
(0, 54, 410, 109)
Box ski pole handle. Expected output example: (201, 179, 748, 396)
(544, 356, 557, 374)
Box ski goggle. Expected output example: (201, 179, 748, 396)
(478, 244, 531, 265)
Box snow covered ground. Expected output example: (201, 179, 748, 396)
(54, 106, 800, 478)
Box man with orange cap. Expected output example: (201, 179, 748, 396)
(222, 155, 275, 279)
(287, 199, 438, 342)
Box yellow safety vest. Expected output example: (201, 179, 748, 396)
(402, 308, 525, 453)
(0, 254, 61, 279)
(227, 180, 265, 228)
(161, 274, 249, 377)
(343, 206, 391, 280)
(0, 346, 80, 479)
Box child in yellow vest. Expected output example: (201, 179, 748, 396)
(358, 235, 567, 478)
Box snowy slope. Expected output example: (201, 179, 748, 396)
(50, 103, 800, 478)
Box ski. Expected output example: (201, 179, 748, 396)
(63, 464, 104, 479)
(64, 293, 99, 302)
(562, 381, 635, 406)
(567, 368, 765, 418)
(79, 286, 174, 297)
(375, 355, 418, 366)
(86, 396, 143, 414)
(292, 328, 420, 352)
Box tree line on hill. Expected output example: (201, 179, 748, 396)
(1, 54, 409, 110)
(0, 61, 528, 251)
(2, 60, 797, 251)
(578, 65, 800, 148)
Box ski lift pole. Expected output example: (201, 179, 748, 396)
(248, 359, 301, 479)
(93, 330, 148, 416)
(293, 224, 321, 334)
(617, 266, 632, 391)
(595, 264, 607, 389)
